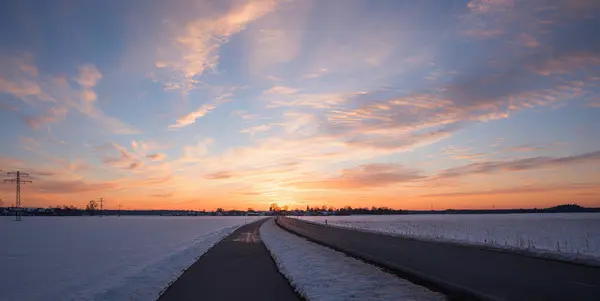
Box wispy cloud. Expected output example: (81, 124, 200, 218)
(1, 56, 139, 134)
(421, 182, 600, 198)
(23, 107, 67, 129)
(169, 103, 217, 129)
(156, 0, 277, 93)
(437, 150, 600, 179)
(291, 164, 422, 190)
(146, 153, 166, 161)
(262, 85, 298, 96)
(33, 179, 118, 194)
(73, 64, 102, 88)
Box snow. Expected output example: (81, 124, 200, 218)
(300, 213, 600, 262)
(0, 216, 261, 301)
(260, 219, 444, 301)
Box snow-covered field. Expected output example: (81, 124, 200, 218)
(0, 216, 261, 301)
(260, 219, 444, 301)
(300, 213, 600, 261)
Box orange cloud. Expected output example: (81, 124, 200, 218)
(291, 164, 422, 190)
(204, 171, 234, 180)
(33, 179, 118, 194)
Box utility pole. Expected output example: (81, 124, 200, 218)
(4, 171, 32, 221)
(99, 197, 104, 216)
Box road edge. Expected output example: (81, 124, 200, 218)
(290, 217, 600, 268)
(276, 216, 501, 301)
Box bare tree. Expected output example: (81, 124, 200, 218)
(269, 203, 280, 212)
(86, 200, 98, 215)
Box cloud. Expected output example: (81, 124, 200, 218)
(291, 164, 422, 190)
(73, 65, 102, 88)
(150, 192, 173, 198)
(101, 143, 145, 170)
(0, 55, 47, 101)
(302, 68, 329, 79)
(156, 0, 277, 93)
(178, 138, 214, 163)
(265, 91, 348, 108)
(503, 144, 548, 152)
(519, 33, 540, 48)
(170, 103, 217, 128)
(34, 179, 117, 194)
(262, 85, 298, 96)
(146, 153, 166, 161)
(345, 125, 459, 151)
(23, 107, 68, 129)
(421, 182, 599, 198)
(128, 161, 144, 170)
(1, 57, 139, 134)
(534, 54, 600, 76)
(437, 150, 600, 179)
(442, 146, 488, 160)
(204, 171, 234, 180)
(240, 123, 278, 136)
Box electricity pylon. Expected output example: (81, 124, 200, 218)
(4, 171, 32, 221)
(99, 197, 104, 216)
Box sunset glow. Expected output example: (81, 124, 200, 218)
(1, 0, 599, 210)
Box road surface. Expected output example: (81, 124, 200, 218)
(278, 217, 600, 301)
(159, 218, 302, 301)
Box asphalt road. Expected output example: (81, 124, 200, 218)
(159, 219, 302, 301)
(278, 217, 600, 301)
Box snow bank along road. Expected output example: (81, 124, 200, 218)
(278, 217, 600, 301)
(158, 218, 301, 301)
(261, 219, 445, 301)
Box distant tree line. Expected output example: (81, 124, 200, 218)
(1, 203, 598, 217)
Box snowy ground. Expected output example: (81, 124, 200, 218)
(260, 219, 445, 301)
(300, 213, 600, 261)
(0, 216, 261, 301)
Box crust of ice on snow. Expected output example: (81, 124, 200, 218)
(260, 219, 445, 301)
(298, 214, 600, 268)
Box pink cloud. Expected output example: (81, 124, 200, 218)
(421, 182, 599, 198)
(23, 107, 68, 129)
(73, 64, 102, 88)
(437, 150, 600, 179)
(291, 164, 422, 190)
(146, 153, 166, 161)
(170, 103, 217, 129)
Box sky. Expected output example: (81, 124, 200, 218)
(0, 0, 599, 211)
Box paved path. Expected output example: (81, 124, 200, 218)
(159, 219, 302, 301)
(278, 217, 600, 301)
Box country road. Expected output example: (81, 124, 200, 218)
(277, 217, 600, 301)
(159, 219, 301, 301)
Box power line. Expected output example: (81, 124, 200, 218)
(4, 171, 32, 221)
